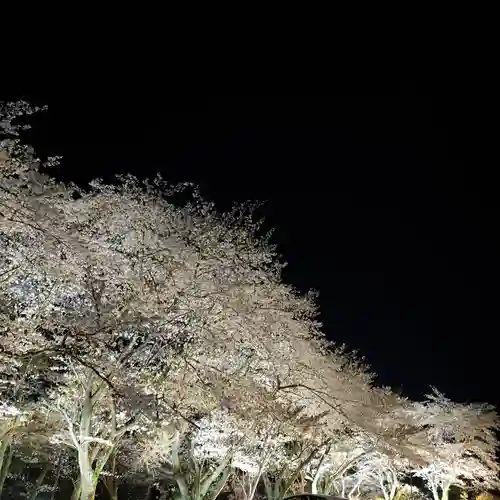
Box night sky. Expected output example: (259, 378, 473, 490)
(4, 88, 498, 407)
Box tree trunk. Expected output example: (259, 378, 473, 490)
(247, 462, 266, 500)
(348, 477, 363, 500)
(0, 441, 13, 496)
(310, 442, 331, 496)
(311, 474, 319, 494)
(390, 482, 398, 500)
(0, 438, 11, 472)
(429, 482, 440, 500)
(175, 475, 191, 500)
(381, 469, 398, 500)
(78, 442, 97, 500)
(77, 382, 101, 500)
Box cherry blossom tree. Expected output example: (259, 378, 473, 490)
(298, 432, 373, 497)
(0, 100, 341, 498)
(3, 101, 500, 500)
(1, 99, 384, 499)
(0, 396, 76, 499)
(344, 451, 410, 500)
(127, 415, 238, 500)
(408, 389, 500, 500)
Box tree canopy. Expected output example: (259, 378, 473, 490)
(0, 101, 498, 500)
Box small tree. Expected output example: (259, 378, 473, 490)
(409, 389, 500, 500)
(303, 435, 373, 497)
(347, 451, 410, 500)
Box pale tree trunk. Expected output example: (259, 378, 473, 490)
(64, 334, 143, 499)
(311, 475, 319, 495)
(429, 480, 451, 500)
(390, 481, 397, 500)
(240, 446, 272, 500)
(341, 477, 346, 498)
(78, 381, 101, 500)
(192, 453, 232, 500)
(309, 443, 330, 495)
(168, 429, 233, 500)
(59, 378, 97, 500)
(66, 377, 127, 500)
(263, 471, 280, 500)
(78, 402, 99, 500)
(441, 484, 451, 500)
(348, 477, 363, 500)
(59, 392, 96, 500)
(380, 468, 398, 500)
(78, 442, 95, 500)
(430, 482, 439, 500)
(169, 432, 189, 500)
(262, 439, 332, 500)
(381, 482, 398, 500)
(175, 475, 190, 500)
(246, 462, 267, 500)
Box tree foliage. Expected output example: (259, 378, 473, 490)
(0, 101, 499, 500)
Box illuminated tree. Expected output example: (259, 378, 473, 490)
(409, 389, 500, 500)
(3, 101, 499, 500)
(298, 432, 373, 497)
(343, 451, 410, 500)
(0, 100, 353, 498)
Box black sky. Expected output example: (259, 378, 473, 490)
(5, 87, 498, 407)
